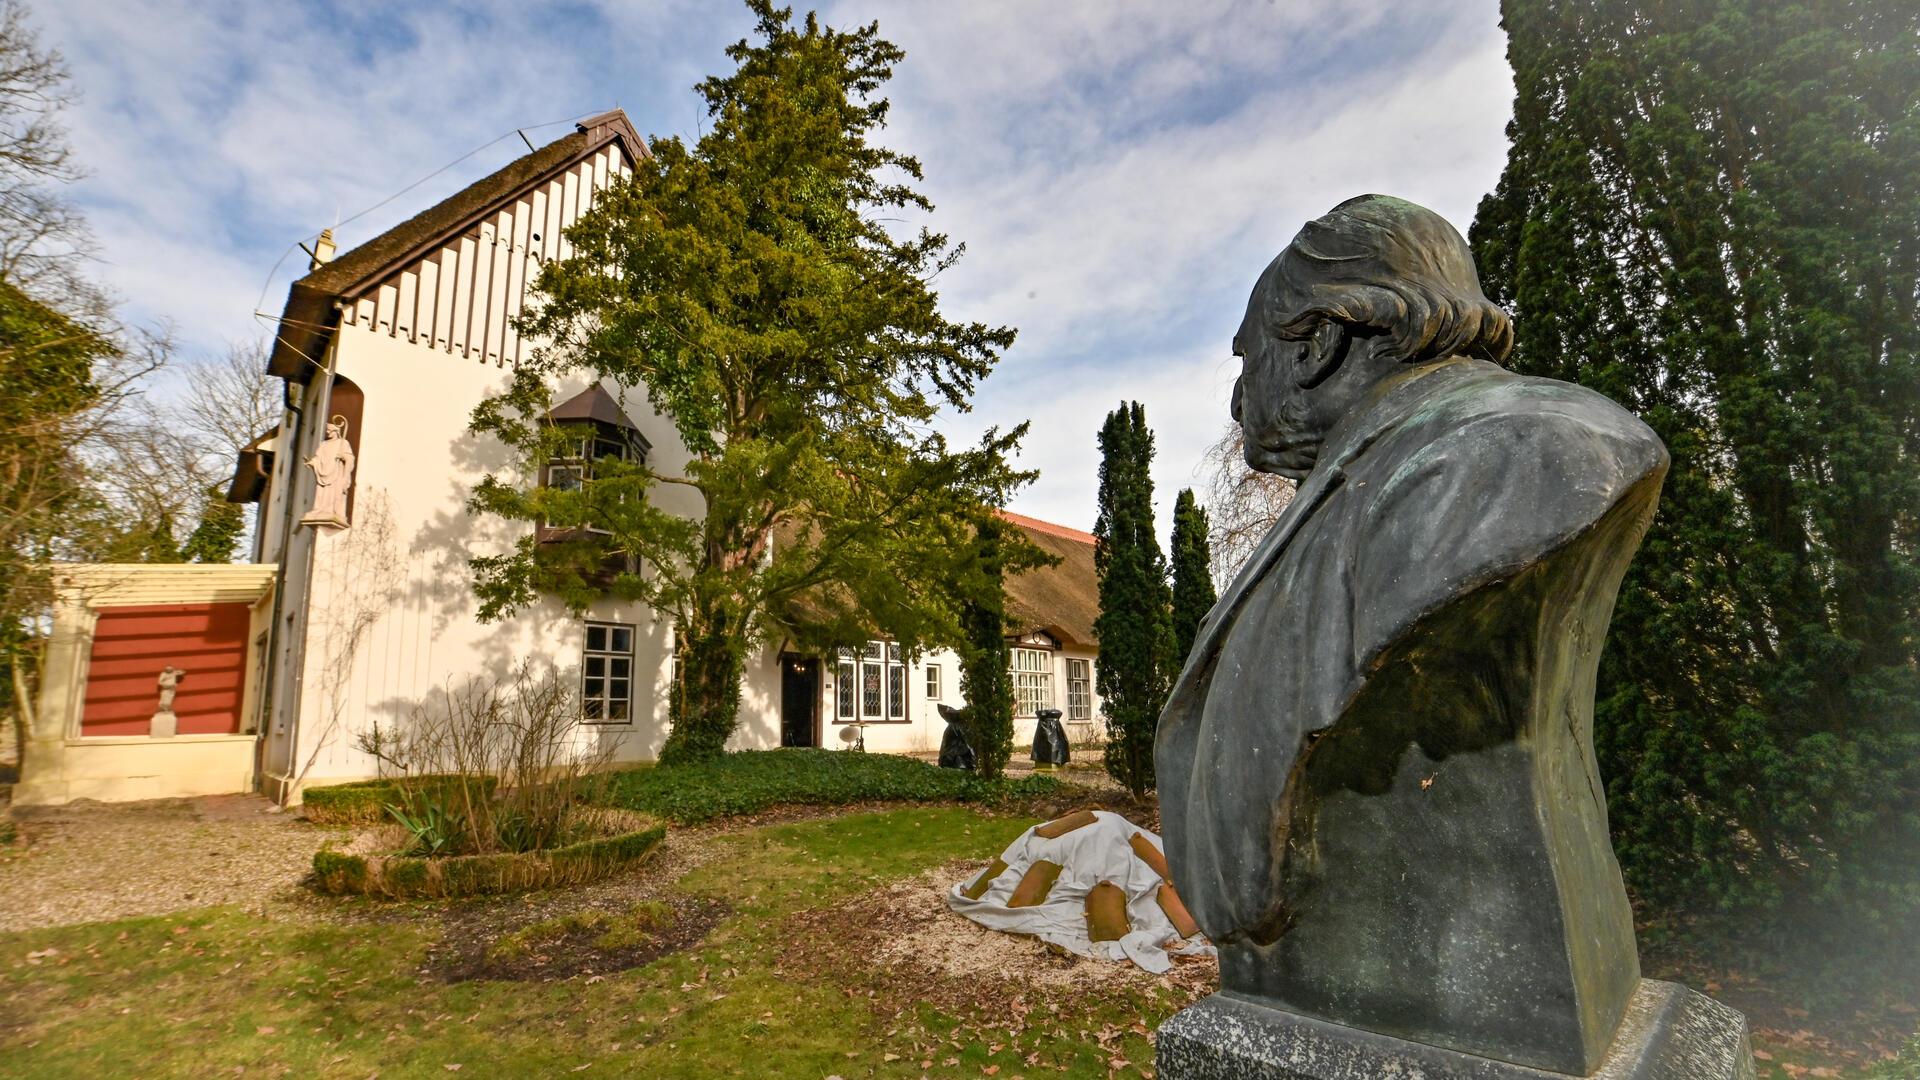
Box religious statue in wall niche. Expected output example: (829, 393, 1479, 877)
(150, 665, 185, 738)
(1153, 196, 1755, 1078)
(300, 414, 356, 529)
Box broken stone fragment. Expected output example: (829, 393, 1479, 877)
(962, 858, 1007, 900)
(1129, 832, 1169, 879)
(1033, 810, 1098, 839)
(1085, 881, 1129, 942)
(1007, 860, 1063, 907)
(1157, 882, 1200, 939)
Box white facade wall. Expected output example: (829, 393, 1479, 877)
(278, 331, 697, 788)
(253, 142, 726, 795)
(254, 135, 1097, 797)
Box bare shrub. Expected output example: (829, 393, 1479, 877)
(354, 660, 618, 855)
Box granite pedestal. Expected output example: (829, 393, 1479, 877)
(1156, 980, 1756, 1080)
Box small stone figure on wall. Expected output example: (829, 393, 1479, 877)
(300, 414, 356, 529)
(150, 665, 185, 738)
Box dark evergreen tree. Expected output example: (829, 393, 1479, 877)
(1471, 0, 1920, 957)
(957, 514, 1016, 780)
(466, 2, 1036, 762)
(1168, 487, 1215, 668)
(1094, 402, 1172, 797)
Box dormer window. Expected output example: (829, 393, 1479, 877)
(543, 432, 638, 491)
(539, 383, 652, 542)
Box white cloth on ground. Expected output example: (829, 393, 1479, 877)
(945, 810, 1214, 973)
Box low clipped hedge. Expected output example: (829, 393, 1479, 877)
(598, 748, 1062, 825)
(301, 774, 499, 826)
(311, 817, 665, 899)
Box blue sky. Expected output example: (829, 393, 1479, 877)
(39, 0, 1515, 531)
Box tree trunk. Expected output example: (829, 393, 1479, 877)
(661, 613, 744, 765)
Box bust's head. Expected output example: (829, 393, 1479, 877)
(1232, 195, 1512, 479)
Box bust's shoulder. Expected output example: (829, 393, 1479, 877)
(1356, 365, 1669, 501)
(1404, 367, 1665, 470)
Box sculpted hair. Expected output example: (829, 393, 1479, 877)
(1266, 194, 1513, 365)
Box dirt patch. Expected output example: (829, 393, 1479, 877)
(779, 861, 1216, 1026)
(425, 893, 729, 983)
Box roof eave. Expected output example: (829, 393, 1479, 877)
(265, 281, 339, 381)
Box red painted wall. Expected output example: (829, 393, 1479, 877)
(81, 603, 252, 736)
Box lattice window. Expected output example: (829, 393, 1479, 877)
(1066, 658, 1091, 721)
(582, 621, 634, 722)
(836, 640, 906, 722)
(1011, 648, 1054, 717)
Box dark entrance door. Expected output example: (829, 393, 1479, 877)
(780, 655, 820, 747)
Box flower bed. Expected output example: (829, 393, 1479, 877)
(301, 774, 500, 826)
(311, 812, 664, 899)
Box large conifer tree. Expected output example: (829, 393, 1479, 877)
(956, 513, 1016, 780)
(1168, 487, 1215, 668)
(1471, 0, 1919, 948)
(1094, 402, 1172, 797)
(466, 2, 1035, 762)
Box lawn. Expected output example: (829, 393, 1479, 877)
(0, 804, 1193, 1079)
(1, 784, 1905, 1079)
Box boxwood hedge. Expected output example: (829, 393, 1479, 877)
(311, 819, 665, 899)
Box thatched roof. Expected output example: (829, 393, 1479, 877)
(998, 510, 1099, 650)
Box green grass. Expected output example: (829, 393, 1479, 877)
(0, 805, 1172, 1079)
(5, 800, 1870, 1078)
(598, 747, 1061, 824)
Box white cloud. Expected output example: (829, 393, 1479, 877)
(36, 0, 1514, 535)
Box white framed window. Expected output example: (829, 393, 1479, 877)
(925, 664, 942, 700)
(1011, 647, 1053, 717)
(1066, 658, 1091, 721)
(582, 621, 635, 722)
(836, 641, 907, 722)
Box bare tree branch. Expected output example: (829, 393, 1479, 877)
(1198, 421, 1295, 584)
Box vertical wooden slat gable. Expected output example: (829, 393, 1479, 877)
(483, 208, 511, 365)
(413, 257, 437, 346)
(336, 136, 640, 367)
(433, 246, 458, 350)
(393, 270, 417, 340)
(450, 233, 477, 357)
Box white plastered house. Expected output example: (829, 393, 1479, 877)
(24, 109, 1101, 806)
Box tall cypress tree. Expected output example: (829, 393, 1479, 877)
(1094, 402, 1172, 797)
(1471, 0, 1920, 955)
(1168, 488, 1215, 668)
(958, 514, 1016, 780)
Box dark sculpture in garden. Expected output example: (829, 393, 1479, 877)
(936, 703, 976, 771)
(1030, 707, 1070, 769)
(1154, 196, 1755, 1078)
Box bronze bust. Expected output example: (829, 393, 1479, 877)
(1155, 195, 1702, 1075)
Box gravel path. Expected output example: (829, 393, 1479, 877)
(0, 794, 343, 933)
